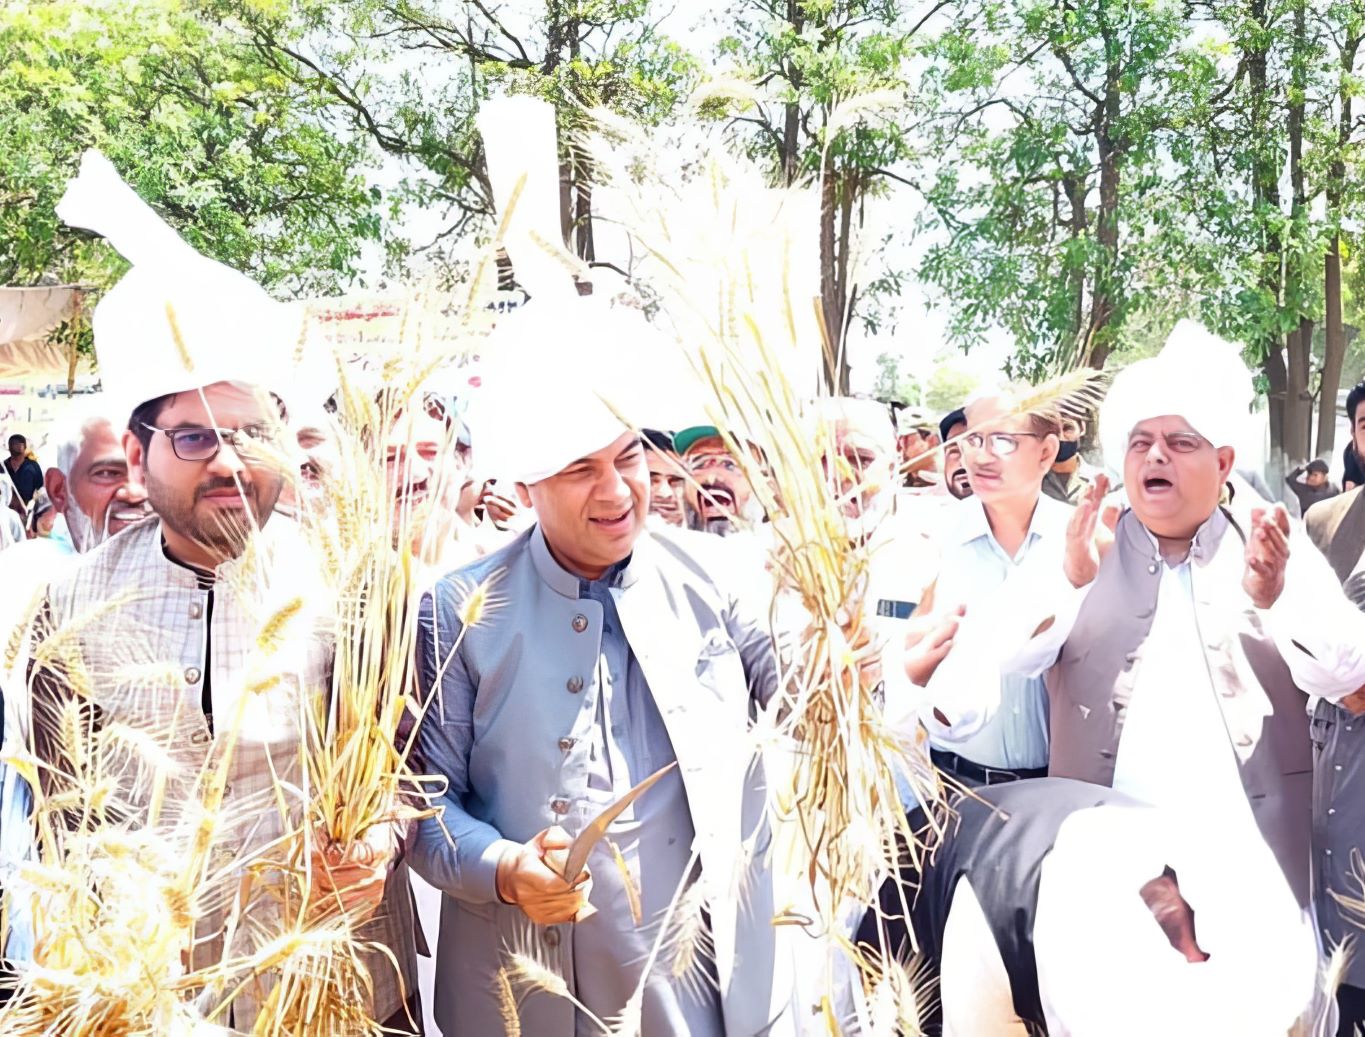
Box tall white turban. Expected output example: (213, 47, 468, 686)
(56, 150, 300, 412)
(468, 295, 694, 485)
(1100, 320, 1255, 470)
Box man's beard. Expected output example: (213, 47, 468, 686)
(947, 468, 973, 500)
(65, 501, 109, 554)
(148, 472, 279, 559)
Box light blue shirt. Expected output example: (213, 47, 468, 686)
(927, 494, 1072, 770)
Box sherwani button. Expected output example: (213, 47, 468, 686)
(1236, 735, 1253, 747)
(567, 676, 584, 694)
(558, 737, 576, 751)
(189, 602, 203, 620)
(572, 614, 588, 633)
(185, 666, 202, 684)
(190, 730, 211, 746)
(544, 929, 561, 948)
(1327, 848, 1334, 856)
(551, 797, 570, 815)
(1330, 808, 1337, 815)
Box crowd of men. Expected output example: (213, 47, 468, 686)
(4, 156, 1365, 1037)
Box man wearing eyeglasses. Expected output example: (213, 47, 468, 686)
(675, 425, 766, 537)
(897, 387, 1072, 789)
(12, 152, 421, 1034)
(981, 323, 1365, 1030)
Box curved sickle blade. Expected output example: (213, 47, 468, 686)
(560, 761, 679, 884)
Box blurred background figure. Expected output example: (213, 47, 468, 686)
(893, 405, 942, 491)
(938, 406, 973, 500)
(676, 424, 766, 536)
(1041, 415, 1103, 505)
(1285, 458, 1339, 515)
(642, 428, 691, 529)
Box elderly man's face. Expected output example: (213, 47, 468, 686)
(941, 419, 973, 499)
(824, 420, 895, 524)
(898, 428, 940, 472)
(684, 435, 757, 531)
(1124, 416, 1235, 539)
(645, 447, 687, 527)
(51, 418, 151, 551)
(962, 397, 1058, 504)
(127, 381, 285, 565)
(521, 431, 648, 579)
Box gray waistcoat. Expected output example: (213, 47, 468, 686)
(1047, 506, 1313, 905)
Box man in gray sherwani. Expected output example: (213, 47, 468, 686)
(407, 298, 796, 1037)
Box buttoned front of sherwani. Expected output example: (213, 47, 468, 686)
(410, 524, 797, 1037)
(28, 516, 415, 1029)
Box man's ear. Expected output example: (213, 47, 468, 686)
(45, 469, 69, 515)
(123, 430, 146, 484)
(1216, 445, 1236, 481)
(515, 482, 533, 509)
(1041, 433, 1061, 470)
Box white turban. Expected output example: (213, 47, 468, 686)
(469, 296, 687, 485)
(57, 150, 300, 413)
(1100, 320, 1255, 470)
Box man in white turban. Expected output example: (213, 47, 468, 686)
(12, 151, 419, 1031)
(408, 294, 797, 1036)
(968, 320, 1365, 1030)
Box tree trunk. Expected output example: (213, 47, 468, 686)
(780, 0, 803, 185)
(1285, 318, 1313, 462)
(1086, 77, 1121, 370)
(818, 161, 848, 394)
(1321, 243, 1346, 456)
(1319, 21, 1362, 457)
(1248, 0, 1287, 463)
(1284, 0, 1311, 462)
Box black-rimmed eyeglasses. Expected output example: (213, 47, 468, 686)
(141, 423, 280, 463)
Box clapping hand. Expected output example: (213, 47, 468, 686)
(1244, 504, 1290, 609)
(1064, 474, 1118, 588)
(902, 605, 965, 687)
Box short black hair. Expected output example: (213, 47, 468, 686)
(8, 433, 24, 446)
(642, 428, 675, 453)
(1349, 380, 1365, 427)
(1307, 458, 1330, 475)
(128, 393, 176, 454)
(938, 407, 966, 443)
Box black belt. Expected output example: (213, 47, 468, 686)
(930, 748, 1047, 786)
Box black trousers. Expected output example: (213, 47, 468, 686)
(1338, 983, 1365, 1037)
(382, 992, 425, 1036)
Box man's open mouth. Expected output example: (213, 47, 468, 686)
(700, 484, 736, 512)
(1142, 476, 1174, 493)
(591, 507, 633, 530)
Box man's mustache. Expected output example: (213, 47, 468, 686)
(195, 478, 252, 502)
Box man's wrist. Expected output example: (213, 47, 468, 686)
(494, 843, 521, 905)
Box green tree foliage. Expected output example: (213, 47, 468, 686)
(716, 0, 943, 393)
(230, 0, 698, 276)
(916, 0, 1192, 380)
(0, 0, 382, 295)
